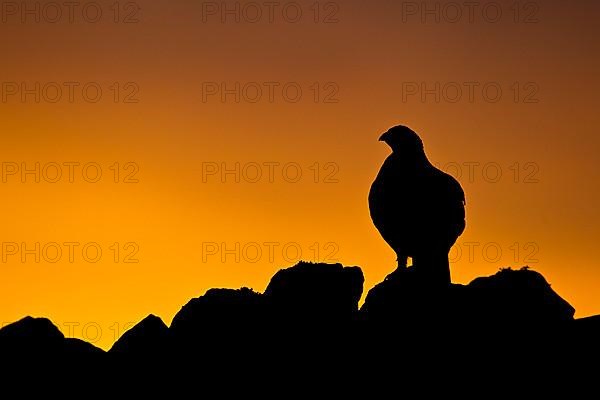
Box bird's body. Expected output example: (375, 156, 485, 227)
(369, 126, 465, 284)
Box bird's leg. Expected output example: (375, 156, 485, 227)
(396, 254, 408, 270)
(384, 254, 409, 281)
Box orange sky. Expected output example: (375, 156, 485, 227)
(1, 0, 599, 349)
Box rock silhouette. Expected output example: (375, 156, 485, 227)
(166, 262, 363, 360)
(0, 316, 104, 360)
(264, 261, 364, 322)
(0, 262, 589, 353)
(109, 314, 169, 356)
(369, 125, 466, 283)
(169, 286, 267, 358)
(1, 261, 598, 387)
(361, 266, 574, 329)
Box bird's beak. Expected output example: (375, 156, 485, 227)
(378, 132, 388, 142)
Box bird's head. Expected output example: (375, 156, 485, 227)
(379, 125, 424, 155)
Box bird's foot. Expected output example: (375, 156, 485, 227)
(396, 256, 408, 270)
(385, 265, 407, 282)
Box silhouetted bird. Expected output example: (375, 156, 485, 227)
(369, 125, 466, 284)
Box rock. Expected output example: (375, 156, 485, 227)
(361, 267, 575, 331)
(265, 261, 364, 322)
(167, 262, 364, 358)
(109, 314, 169, 356)
(169, 287, 266, 357)
(63, 338, 105, 357)
(0, 262, 589, 375)
(467, 267, 575, 326)
(0, 316, 104, 361)
(0, 317, 65, 354)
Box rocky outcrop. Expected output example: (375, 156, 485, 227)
(0, 262, 590, 365)
(0, 316, 104, 358)
(109, 314, 169, 356)
(361, 266, 575, 330)
(264, 261, 364, 321)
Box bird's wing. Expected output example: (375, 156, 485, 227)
(436, 169, 465, 203)
(368, 157, 412, 232)
(442, 172, 467, 236)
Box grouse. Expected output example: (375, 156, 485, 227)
(369, 125, 466, 284)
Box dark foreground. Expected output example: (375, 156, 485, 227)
(2, 262, 599, 390)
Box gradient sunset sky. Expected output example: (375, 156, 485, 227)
(1, 0, 599, 349)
